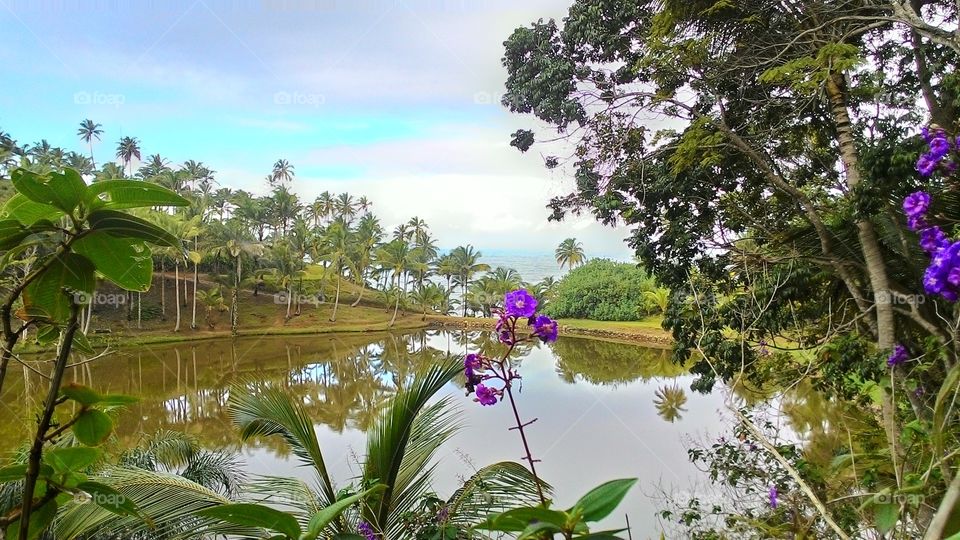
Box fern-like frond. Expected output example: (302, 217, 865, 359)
(446, 461, 551, 527)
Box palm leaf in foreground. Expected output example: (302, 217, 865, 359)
(54, 467, 252, 539)
(446, 461, 552, 528)
(361, 358, 462, 536)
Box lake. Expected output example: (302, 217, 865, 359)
(1, 330, 728, 537)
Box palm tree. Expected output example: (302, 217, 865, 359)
(271, 158, 295, 186)
(182, 159, 213, 193)
(138, 153, 170, 178)
(115, 136, 141, 177)
(653, 385, 688, 423)
(350, 214, 382, 307)
(410, 283, 446, 320)
(555, 237, 586, 271)
(214, 220, 263, 335)
(450, 245, 490, 317)
(77, 119, 102, 168)
(376, 239, 412, 326)
(334, 192, 357, 222)
(324, 221, 350, 322)
(357, 195, 372, 214)
(228, 359, 545, 539)
(152, 213, 202, 332)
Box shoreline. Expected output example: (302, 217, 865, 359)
(16, 315, 672, 353)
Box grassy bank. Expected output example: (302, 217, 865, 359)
(427, 314, 671, 346)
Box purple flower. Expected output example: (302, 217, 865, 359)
(504, 289, 538, 318)
(475, 383, 498, 406)
(769, 485, 778, 509)
(530, 314, 559, 343)
(919, 226, 948, 253)
(888, 344, 909, 367)
(917, 154, 938, 176)
(358, 521, 376, 540)
(903, 191, 931, 220)
(464, 353, 481, 370)
(930, 132, 952, 159)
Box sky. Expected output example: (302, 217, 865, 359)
(0, 0, 635, 258)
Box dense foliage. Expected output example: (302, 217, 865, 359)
(504, 0, 960, 537)
(543, 259, 661, 320)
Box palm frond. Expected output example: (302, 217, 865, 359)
(386, 397, 462, 537)
(362, 357, 462, 533)
(445, 461, 551, 527)
(244, 474, 324, 528)
(181, 450, 246, 498)
(54, 466, 250, 539)
(228, 379, 337, 506)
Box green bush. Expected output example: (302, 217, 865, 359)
(543, 259, 660, 321)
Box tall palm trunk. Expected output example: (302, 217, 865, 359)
(330, 274, 341, 322)
(286, 285, 293, 319)
(827, 72, 903, 480)
(231, 255, 241, 337)
(191, 248, 198, 330)
(174, 262, 181, 332)
(389, 283, 401, 327)
(160, 258, 166, 320)
(462, 275, 468, 317)
(83, 286, 94, 334)
(351, 274, 364, 307)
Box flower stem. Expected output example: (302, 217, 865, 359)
(503, 381, 546, 505)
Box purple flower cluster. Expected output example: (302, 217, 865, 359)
(358, 521, 376, 540)
(902, 189, 960, 301)
(769, 485, 778, 509)
(917, 127, 955, 176)
(887, 344, 909, 367)
(463, 289, 560, 407)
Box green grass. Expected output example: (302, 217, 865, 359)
(557, 317, 666, 332)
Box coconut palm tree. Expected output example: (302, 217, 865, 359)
(116, 136, 141, 177)
(555, 237, 585, 271)
(213, 220, 263, 335)
(357, 195, 372, 214)
(152, 213, 202, 332)
(228, 358, 545, 539)
(77, 119, 102, 168)
(450, 245, 490, 317)
(271, 158, 295, 186)
(138, 153, 171, 179)
(653, 384, 688, 423)
(376, 239, 412, 326)
(410, 283, 446, 320)
(323, 221, 350, 322)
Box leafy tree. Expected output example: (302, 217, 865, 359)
(0, 167, 188, 539)
(545, 259, 657, 321)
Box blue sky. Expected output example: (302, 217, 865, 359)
(0, 0, 634, 258)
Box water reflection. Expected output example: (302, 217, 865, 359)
(1, 332, 687, 455)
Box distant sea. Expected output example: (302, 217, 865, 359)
(467, 251, 633, 284)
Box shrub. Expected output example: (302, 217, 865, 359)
(543, 259, 660, 321)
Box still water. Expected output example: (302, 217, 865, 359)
(1, 331, 727, 537)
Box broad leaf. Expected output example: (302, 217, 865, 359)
(88, 180, 189, 210)
(73, 231, 153, 291)
(476, 507, 569, 533)
(45, 447, 101, 473)
(46, 169, 88, 214)
(0, 464, 28, 483)
(72, 409, 113, 446)
(61, 383, 103, 406)
(87, 209, 182, 248)
(198, 503, 301, 538)
(10, 168, 57, 206)
(2, 194, 64, 226)
(873, 503, 898, 534)
(569, 478, 637, 523)
(22, 253, 95, 322)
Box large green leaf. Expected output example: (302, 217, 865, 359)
(476, 507, 569, 533)
(22, 252, 95, 322)
(87, 209, 182, 248)
(88, 180, 189, 210)
(197, 503, 301, 539)
(304, 485, 387, 540)
(569, 478, 637, 523)
(10, 168, 57, 206)
(46, 168, 88, 214)
(60, 383, 104, 406)
(72, 409, 113, 446)
(73, 231, 153, 291)
(44, 447, 101, 473)
(0, 219, 57, 250)
(2, 194, 64, 226)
